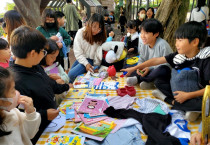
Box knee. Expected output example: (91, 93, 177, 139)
(68, 70, 77, 83)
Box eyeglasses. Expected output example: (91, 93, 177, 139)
(41, 49, 48, 56)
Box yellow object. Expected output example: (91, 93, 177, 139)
(126, 56, 139, 65)
(202, 85, 210, 144)
(117, 49, 127, 61)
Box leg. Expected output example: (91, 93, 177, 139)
(173, 97, 202, 111)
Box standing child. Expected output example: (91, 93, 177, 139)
(122, 21, 210, 121)
(0, 38, 11, 68)
(109, 11, 115, 28)
(119, 12, 127, 35)
(0, 67, 41, 145)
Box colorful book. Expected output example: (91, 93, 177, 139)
(66, 88, 95, 99)
(66, 102, 75, 120)
(71, 120, 116, 141)
(45, 134, 85, 145)
(94, 82, 119, 90)
(73, 102, 82, 122)
(44, 62, 59, 75)
(78, 113, 109, 125)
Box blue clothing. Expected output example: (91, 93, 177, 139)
(68, 59, 93, 83)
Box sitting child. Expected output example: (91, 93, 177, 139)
(10, 26, 71, 144)
(0, 66, 41, 145)
(122, 21, 210, 121)
(124, 19, 173, 90)
(0, 38, 11, 68)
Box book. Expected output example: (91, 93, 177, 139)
(66, 88, 95, 99)
(44, 62, 59, 75)
(94, 82, 119, 90)
(45, 134, 85, 145)
(71, 120, 116, 141)
(78, 113, 109, 125)
(66, 102, 75, 120)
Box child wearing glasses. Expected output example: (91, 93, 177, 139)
(0, 38, 11, 68)
(10, 26, 71, 144)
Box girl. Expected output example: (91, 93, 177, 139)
(40, 39, 69, 84)
(68, 13, 106, 83)
(0, 67, 41, 145)
(126, 20, 139, 55)
(146, 7, 155, 19)
(0, 38, 11, 68)
(37, 8, 71, 69)
(136, 8, 146, 31)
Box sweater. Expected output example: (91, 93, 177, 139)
(73, 27, 101, 67)
(0, 108, 41, 145)
(138, 37, 173, 70)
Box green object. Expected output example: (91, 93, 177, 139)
(153, 104, 166, 115)
(139, 70, 144, 74)
(119, 0, 123, 6)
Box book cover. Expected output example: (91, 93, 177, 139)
(66, 88, 95, 99)
(94, 82, 119, 90)
(44, 63, 59, 75)
(78, 113, 109, 125)
(66, 102, 75, 120)
(45, 134, 85, 145)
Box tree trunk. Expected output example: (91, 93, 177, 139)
(125, 0, 132, 21)
(155, 0, 189, 51)
(14, 0, 50, 28)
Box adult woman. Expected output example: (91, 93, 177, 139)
(146, 7, 155, 19)
(136, 8, 146, 30)
(68, 13, 106, 83)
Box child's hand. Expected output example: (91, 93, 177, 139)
(120, 67, 135, 77)
(69, 83, 73, 88)
(56, 79, 65, 84)
(109, 31, 114, 37)
(137, 67, 149, 77)
(47, 109, 59, 120)
(128, 48, 134, 53)
(50, 36, 59, 41)
(18, 95, 35, 114)
(190, 133, 201, 145)
(57, 42, 63, 49)
(173, 91, 189, 104)
(86, 63, 94, 72)
(49, 74, 61, 80)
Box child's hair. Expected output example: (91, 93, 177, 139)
(3, 10, 26, 44)
(40, 39, 60, 66)
(10, 25, 48, 59)
(138, 7, 146, 14)
(147, 7, 155, 18)
(66, 0, 72, 3)
(140, 18, 163, 37)
(83, 13, 106, 45)
(0, 67, 13, 137)
(110, 11, 114, 15)
(126, 20, 137, 30)
(174, 21, 207, 48)
(41, 9, 59, 31)
(0, 38, 9, 50)
(2, 22, 6, 29)
(104, 13, 109, 17)
(55, 11, 65, 18)
(196, 0, 206, 11)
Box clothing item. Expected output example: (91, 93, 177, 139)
(126, 76, 138, 86)
(126, 32, 139, 54)
(0, 108, 41, 145)
(73, 27, 101, 67)
(119, 15, 127, 26)
(138, 37, 173, 70)
(86, 125, 145, 145)
(0, 61, 9, 68)
(68, 59, 93, 83)
(63, 3, 79, 31)
(10, 64, 69, 144)
(108, 95, 137, 109)
(190, 6, 209, 22)
(104, 106, 181, 145)
(139, 81, 155, 90)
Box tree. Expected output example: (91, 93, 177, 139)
(4, 2, 15, 11)
(13, 0, 50, 28)
(155, 0, 190, 51)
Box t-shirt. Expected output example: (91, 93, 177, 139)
(165, 52, 210, 87)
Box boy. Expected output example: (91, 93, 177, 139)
(122, 21, 210, 121)
(10, 26, 70, 144)
(104, 13, 113, 37)
(124, 19, 173, 90)
(119, 11, 127, 35)
(109, 11, 115, 28)
(55, 11, 65, 28)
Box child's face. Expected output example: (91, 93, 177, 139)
(138, 10, 146, 18)
(0, 46, 11, 62)
(140, 29, 158, 46)
(127, 27, 136, 34)
(147, 9, 153, 18)
(91, 22, 101, 36)
(104, 16, 108, 21)
(175, 38, 196, 56)
(7, 81, 16, 99)
(57, 17, 65, 27)
(45, 50, 59, 66)
(31, 49, 47, 65)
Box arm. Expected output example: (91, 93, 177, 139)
(60, 27, 71, 47)
(73, 6, 79, 22)
(49, 78, 69, 94)
(58, 65, 69, 83)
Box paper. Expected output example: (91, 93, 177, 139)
(44, 114, 66, 132)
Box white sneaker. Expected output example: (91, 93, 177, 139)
(152, 89, 166, 101)
(126, 76, 138, 86)
(185, 112, 201, 122)
(140, 81, 155, 90)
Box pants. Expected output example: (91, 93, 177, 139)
(68, 59, 93, 83)
(68, 31, 77, 45)
(120, 25, 125, 33)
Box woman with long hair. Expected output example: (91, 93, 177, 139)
(68, 13, 106, 83)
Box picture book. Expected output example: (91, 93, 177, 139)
(78, 113, 109, 125)
(66, 88, 95, 99)
(66, 102, 75, 120)
(77, 97, 106, 114)
(73, 102, 82, 122)
(94, 82, 119, 90)
(71, 120, 116, 141)
(45, 134, 85, 145)
(44, 62, 59, 75)
(89, 100, 109, 117)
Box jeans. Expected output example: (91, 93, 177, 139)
(68, 59, 93, 83)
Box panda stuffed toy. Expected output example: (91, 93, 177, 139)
(94, 41, 127, 71)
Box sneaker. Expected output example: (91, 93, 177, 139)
(126, 76, 138, 86)
(185, 112, 201, 122)
(152, 89, 167, 101)
(140, 81, 155, 90)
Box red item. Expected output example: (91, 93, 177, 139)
(117, 85, 136, 97)
(107, 65, 116, 77)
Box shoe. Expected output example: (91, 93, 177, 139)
(140, 81, 155, 90)
(185, 112, 200, 122)
(152, 89, 166, 101)
(126, 76, 138, 86)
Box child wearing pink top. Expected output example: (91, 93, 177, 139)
(0, 38, 11, 68)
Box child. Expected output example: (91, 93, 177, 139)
(119, 11, 127, 35)
(10, 26, 70, 144)
(122, 21, 210, 120)
(0, 38, 11, 68)
(126, 20, 139, 55)
(55, 11, 65, 28)
(109, 11, 115, 28)
(0, 66, 41, 145)
(40, 39, 69, 84)
(104, 13, 112, 37)
(136, 8, 146, 31)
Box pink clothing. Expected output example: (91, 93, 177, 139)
(0, 61, 9, 68)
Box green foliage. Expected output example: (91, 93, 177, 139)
(114, 5, 121, 21)
(4, 2, 15, 11)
